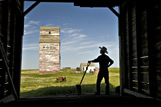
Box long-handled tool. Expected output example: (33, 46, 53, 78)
(76, 63, 90, 95)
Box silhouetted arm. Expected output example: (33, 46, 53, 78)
(108, 58, 114, 67)
(88, 57, 99, 63)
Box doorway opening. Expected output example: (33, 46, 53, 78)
(21, 1, 119, 98)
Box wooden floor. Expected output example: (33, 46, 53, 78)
(1, 94, 161, 107)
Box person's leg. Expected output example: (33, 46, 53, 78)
(96, 73, 103, 95)
(104, 72, 109, 95)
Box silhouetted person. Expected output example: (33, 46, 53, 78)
(88, 46, 114, 95)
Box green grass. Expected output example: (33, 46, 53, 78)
(20, 68, 120, 98)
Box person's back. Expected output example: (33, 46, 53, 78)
(97, 54, 113, 72)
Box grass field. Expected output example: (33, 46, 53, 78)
(20, 68, 120, 98)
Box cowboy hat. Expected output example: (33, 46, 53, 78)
(99, 46, 108, 54)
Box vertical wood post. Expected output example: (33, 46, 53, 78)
(146, 1, 156, 97)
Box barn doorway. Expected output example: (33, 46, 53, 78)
(21, 1, 119, 98)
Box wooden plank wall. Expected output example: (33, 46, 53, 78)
(0, 0, 24, 101)
(147, 0, 161, 98)
(137, 2, 150, 95)
(119, 0, 161, 98)
(0, 0, 11, 100)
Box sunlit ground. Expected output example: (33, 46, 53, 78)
(20, 68, 120, 98)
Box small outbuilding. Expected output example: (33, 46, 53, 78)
(80, 63, 95, 73)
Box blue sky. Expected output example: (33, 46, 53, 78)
(22, 2, 119, 69)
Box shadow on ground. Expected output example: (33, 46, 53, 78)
(21, 83, 118, 98)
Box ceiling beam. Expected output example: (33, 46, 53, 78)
(108, 7, 120, 17)
(24, 0, 121, 7)
(23, 0, 121, 17)
(24, 0, 74, 2)
(24, 1, 40, 16)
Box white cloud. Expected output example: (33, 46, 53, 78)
(24, 29, 39, 35)
(61, 28, 88, 48)
(61, 28, 81, 34)
(23, 43, 39, 51)
(78, 34, 87, 38)
(24, 20, 40, 28)
(24, 16, 28, 20)
(62, 40, 78, 45)
(60, 27, 117, 55)
(24, 20, 40, 35)
(45, 23, 54, 26)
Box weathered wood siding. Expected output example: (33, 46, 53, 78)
(149, 0, 161, 98)
(0, 0, 24, 101)
(39, 27, 60, 74)
(120, 0, 161, 98)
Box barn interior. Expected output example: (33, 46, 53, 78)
(0, 0, 161, 106)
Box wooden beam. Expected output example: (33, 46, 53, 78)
(146, 1, 157, 97)
(119, 3, 127, 95)
(23, 0, 120, 17)
(127, 1, 132, 90)
(13, 0, 24, 98)
(135, 1, 142, 93)
(108, 7, 120, 17)
(24, 0, 120, 7)
(23, 1, 40, 16)
(0, 95, 15, 103)
(24, 0, 74, 2)
(0, 39, 18, 100)
(124, 88, 152, 98)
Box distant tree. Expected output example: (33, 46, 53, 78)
(76, 67, 81, 71)
(64, 67, 71, 69)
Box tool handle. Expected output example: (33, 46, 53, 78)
(79, 63, 90, 85)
